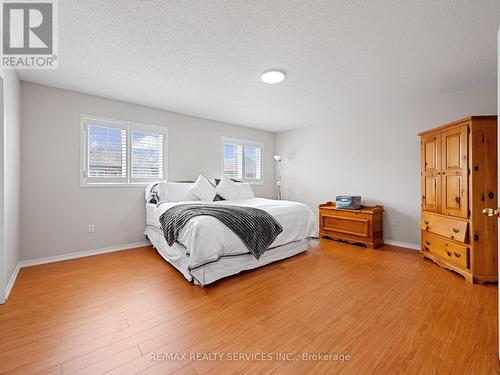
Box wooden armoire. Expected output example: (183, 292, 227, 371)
(419, 116, 498, 283)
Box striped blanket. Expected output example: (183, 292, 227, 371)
(159, 204, 283, 260)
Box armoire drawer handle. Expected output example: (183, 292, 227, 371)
(424, 220, 429, 225)
(447, 251, 452, 256)
(425, 240, 431, 245)
(452, 228, 460, 233)
(424, 246, 429, 251)
(454, 252, 461, 258)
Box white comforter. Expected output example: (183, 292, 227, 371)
(150, 198, 318, 269)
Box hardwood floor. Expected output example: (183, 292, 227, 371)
(0, 240, 497, 374)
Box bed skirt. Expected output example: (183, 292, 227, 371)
(144, 225, 315, 286)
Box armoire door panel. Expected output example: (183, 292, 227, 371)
(422, 134, 440, 174)
(443, 175, 462, 210)
(425, 142, 437, 170)
(423, 175, 440, 212)
(425, 178, 437, 206)
(445, 134, 461, 169)
(442, 125, 467, 172)
(441, 125, 468, 218)
(421, 132, 441, 212)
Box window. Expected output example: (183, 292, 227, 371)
(221, 137, 263, 184)
(81, 115, 167, 186)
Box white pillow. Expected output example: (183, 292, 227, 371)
(216, 176, 241, 200)
(190, 175, 216, 201)
(159, 182, 199, 202)
(237, 183, 255, 199)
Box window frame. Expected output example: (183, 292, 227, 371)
(80, 114, 168, 187)
(220, 136, 264, 185)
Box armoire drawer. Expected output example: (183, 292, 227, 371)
(421, 232, 469, 269)
(420, 212, 468, 243)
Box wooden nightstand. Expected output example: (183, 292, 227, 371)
(319, 202, 384, 248)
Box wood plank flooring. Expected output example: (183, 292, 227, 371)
(0, 240, 497, 374)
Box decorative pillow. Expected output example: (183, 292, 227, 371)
(210, 178, 242, 187)
(158, 182, 199, 202)
(237, 183, 255, 199)
(190, 175, 217, 201)
(209, 178, 218, 187)
(145, 182, 162, 204)
(216, 176, 241, 200)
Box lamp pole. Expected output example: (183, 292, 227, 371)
(275, 156, 282, 200)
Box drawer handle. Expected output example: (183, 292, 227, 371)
(424, 220, 429, 225)
(425, 240, 431, 245)
(424, 246, 429, 251)
(447, 251, 452, 256)
(452, 228, 460, 233)
(454, 252, 461, 258)
(455, 196, 461, 204)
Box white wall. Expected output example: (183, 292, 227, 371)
(20, 82, 275, 261)
(275, 83, 497, 247)
(2, 70, 21, 300)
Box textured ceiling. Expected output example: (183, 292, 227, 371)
(18, 0, 500, 132)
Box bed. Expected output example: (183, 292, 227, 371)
(144, 178, 318, 285)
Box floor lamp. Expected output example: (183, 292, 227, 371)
(274, 155, 282, 200)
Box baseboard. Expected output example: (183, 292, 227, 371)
(5, 262, 21, 300)
(383, 239, 420, 250)
(19, 240, 151, 268)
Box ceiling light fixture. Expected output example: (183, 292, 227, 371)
(261, 70, 286, 84)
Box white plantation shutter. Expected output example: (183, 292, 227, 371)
(131, 128, 166, 182)
(244, 144, 262, 182)
(222, 137, 263, 183)
(86, 121, 127, 184)
(81, 115, 167, 186)
(223, 142, 243, 180)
